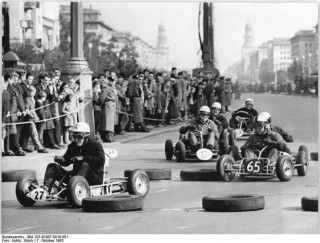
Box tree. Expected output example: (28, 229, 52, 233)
(276, 70, 288, 84)
(287, 61, 303, 81)
(259, 58, 274, 83)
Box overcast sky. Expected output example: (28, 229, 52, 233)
(44, 2, 318, 74)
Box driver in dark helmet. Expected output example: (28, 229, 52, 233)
(43, 122, 105, 193)
(240, 113, 290, 163)
(229, 98, 258, 130)
(179, 106, 219, 150)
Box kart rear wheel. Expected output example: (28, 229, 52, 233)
(296, 145, 308, 176)
(128, 170, 150, 197)
(175, 141, 186, 162)
(216, 155, 236, 182)
(16, 176, 38, 207)
(67, 176, 91, 208)
(165, 139, 174, 160)
(276, 155, 294, 181)
(228, 145, 241, 161)
(228, 129, 236, 146)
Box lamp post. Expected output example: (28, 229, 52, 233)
(20, 20, 28, 48)
(88, 42, 93, 60)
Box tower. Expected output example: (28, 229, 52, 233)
(242, 20, 255, 74)
(155, 22, 169, 70)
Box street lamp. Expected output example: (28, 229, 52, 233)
(88, 42, 93, 60)
(20, 20, 28, 47)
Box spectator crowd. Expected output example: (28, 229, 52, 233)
(2, 66, 235, 156)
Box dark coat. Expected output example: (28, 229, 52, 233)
(210, 114, 229, 130)
(35, 100, 55, 130)
(99, 85, 117, 132)
(127, 80, 143, 123)
(63, 139, 105, 174)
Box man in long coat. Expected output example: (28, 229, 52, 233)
(126, 74, 149, 132)
(224, 78, 233, 112)
(99, 77, 117, 142)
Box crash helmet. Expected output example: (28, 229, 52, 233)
(72, 122, 90, 135)
(199, 106, 210, 123)
(211, 102, 222, 116)
(259, 112, 271, 124)
(254, 112, 269, 134)
(245, 98, 254, 105)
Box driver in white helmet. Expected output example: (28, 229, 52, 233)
(260, 112, 293, 143)
(179, 106, 219, 151)
(229, 98, 258, 131)
(43, 122, 105, 193)
(240, 112, 289, 162)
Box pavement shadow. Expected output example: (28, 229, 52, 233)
(282, 206, 304, 212)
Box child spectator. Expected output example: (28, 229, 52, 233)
(61, 93, 76, 144)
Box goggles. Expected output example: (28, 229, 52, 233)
(72, 134, 86, 140)
(199, 112, 210, 117)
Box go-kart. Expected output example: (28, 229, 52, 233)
(15, 149, 150, 208)
(165, 129, 220, 162)
(216, 144, 309, 182)
(232, 111, 255, 139)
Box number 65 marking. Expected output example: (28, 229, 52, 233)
(247, 161, 261, 173)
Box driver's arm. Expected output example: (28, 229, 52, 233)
(83, 142, 105, 169)
(62, 144, 76, 166)
(179, 125, 195, 134)
(270, 132, 288, 152)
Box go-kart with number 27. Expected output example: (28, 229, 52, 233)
(15, 149, 150, 208)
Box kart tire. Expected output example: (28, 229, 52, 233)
(301, 196, 318, 212)
(180, 169, 219, 181)
(310, 152, 318, 161)
(3, 169, 36, 182)
(219, 130, 229, 155)
(16, 176, 37, 207)
(216, 155, 236, 182)
(67, 176, 91, 208)
(228, 145, 241, 161)
(202, 194, 265, 212)
(124, 169, 171, 180)
(296, 145, 308, 176)
(165, 140, 174, 160)
(82, 195, 143, 212)
(175, 141, 186, 162)
(276, 155, 294, 182)
(228, 129, 236, 146)
(127, 170, 150, 197)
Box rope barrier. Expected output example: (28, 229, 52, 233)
(1, 100, 92, 127)
(7, 101, 55, 117)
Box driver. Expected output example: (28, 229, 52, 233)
(179, 106, 219, 150)
(240, 112, 290, 162)
(229, 98, 258, 131)
(259, 112, 293, 143)
(43, 122, 105, 193)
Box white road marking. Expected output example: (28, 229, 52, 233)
(97, 226, 114, 230)
(161, 208, 183, 211)
(176, 226, 191, 229)
(6, 225, 40, 234)
(154, 189, 167, 193)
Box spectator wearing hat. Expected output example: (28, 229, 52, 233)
(115, 75, 129, 135)
(24, 86, 48, 153)
(99, 76, 117, 142)
(126, 74, 149, 132)
(92, 79, 101, 135)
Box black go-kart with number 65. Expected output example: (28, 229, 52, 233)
(165, 128, 222, 162)
(15, 149, 150, 208)
(216, 145, 309, 182)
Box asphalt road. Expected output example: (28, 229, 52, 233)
(1, 93, 319, 234)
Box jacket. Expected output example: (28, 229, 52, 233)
(232, 107, 258, 119)
(63, 139, 105, 174)
(180, 118, 219, 139)
(210, 114, 229, 129)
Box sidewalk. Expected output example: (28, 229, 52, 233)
(1, 121, 185, 164)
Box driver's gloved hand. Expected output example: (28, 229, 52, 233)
(54, 156, 65, 164)
(189, 125, 196, 131)
(70, 156, 84, 163)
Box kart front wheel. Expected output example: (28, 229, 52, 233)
(16, 176, 38, 207)
(276, 155, 294, 181)
(296, 145, 308, 176)
(216, 155, 236, 182)
(175, 141, 186, 162)
(128, 170, 150, 197)
(165, 139, 174, 160)
(67, 176, 91, 208)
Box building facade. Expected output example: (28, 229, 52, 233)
(269, 38, 291, 73)
(132, 37, 156, 69)
(241, 21, 256, 75)
(3, 1, 60, 51)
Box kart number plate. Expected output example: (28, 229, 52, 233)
(244, 160, 262, 174)
(30, 188, 47, 201)
(196, 148, 213, 161)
